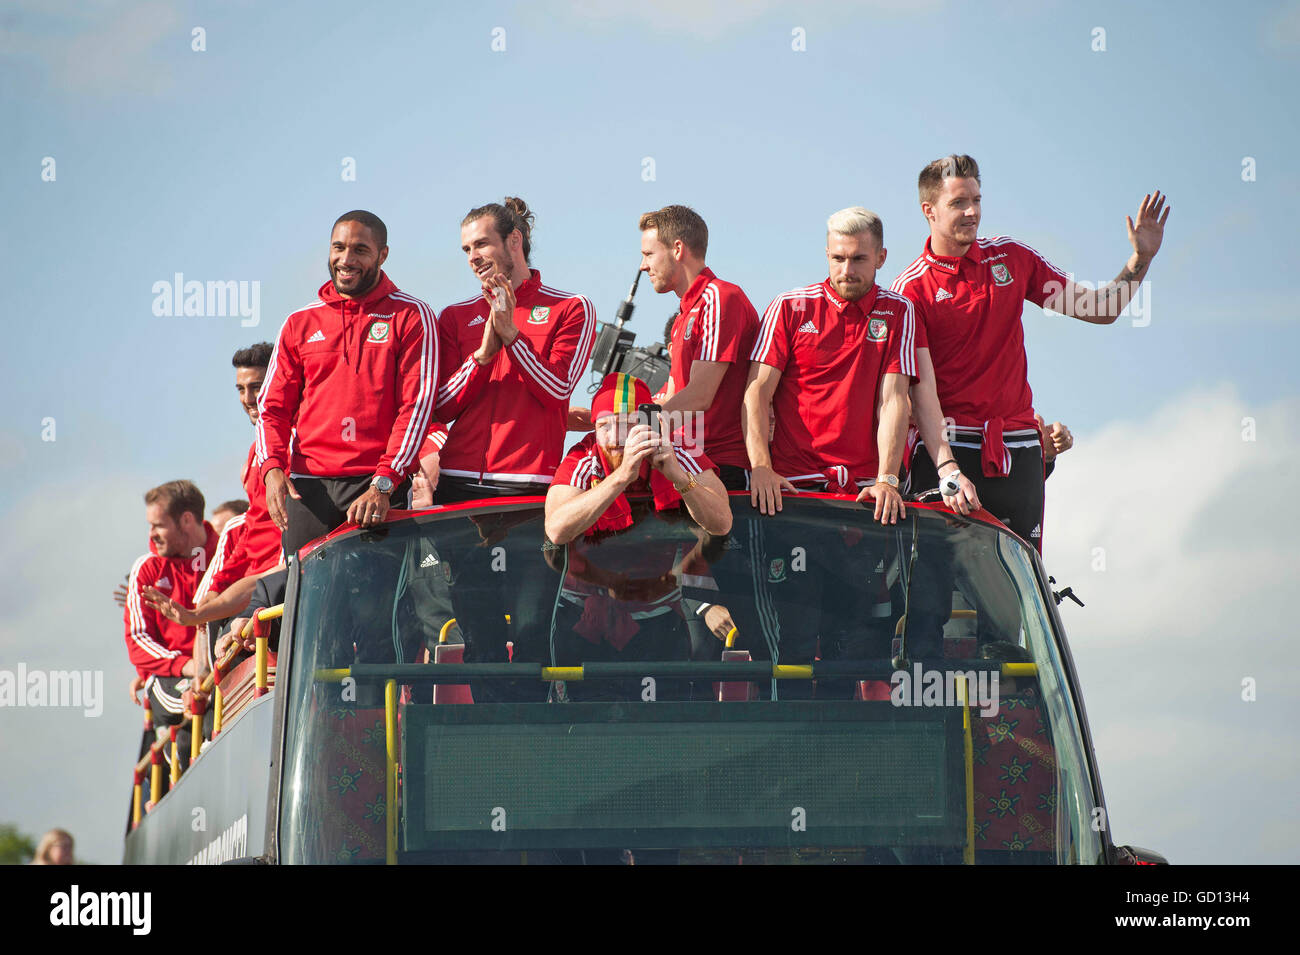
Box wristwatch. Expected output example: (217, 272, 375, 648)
(876, 474, 900, 489)
(371, 474, 394, 494)
(675, 475, 700, 494)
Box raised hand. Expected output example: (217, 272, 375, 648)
(483, 273, 519, 346)
(143, 585, 196, 626)
(1127, 190, 1170, 263)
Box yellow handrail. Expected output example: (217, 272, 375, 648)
(956, 675, 975, 865)
(131, 604, 286, 822)
(385, 679, 398, 866)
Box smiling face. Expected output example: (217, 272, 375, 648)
(234, 365, 265, 426)
(924, 176, 982, 254)
(461, 216, 520, 284)
(328, 220, 388, 298)
(826, 231, 886, 301)
(639, 228, 682, 295)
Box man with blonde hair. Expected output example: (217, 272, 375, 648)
(745, 206, 915, 519)
(735, 208, 917, 689)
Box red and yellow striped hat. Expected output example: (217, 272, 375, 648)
(591, 372, 651, 423)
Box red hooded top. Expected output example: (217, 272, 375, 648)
(255, 272, 439, 485)
(207, 442, 283, 593)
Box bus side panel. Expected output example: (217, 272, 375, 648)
(123, 694, 275, 865)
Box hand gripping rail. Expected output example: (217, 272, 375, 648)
(129, 604, 283, 828)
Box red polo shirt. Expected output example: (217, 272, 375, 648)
(891, 236, 1069, 434)
(668, 267, 759, 469)
(751, 280, 916, 484)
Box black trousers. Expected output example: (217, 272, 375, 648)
(716, 465, 750, 492)
(429, 476, 554, 702)
(550, 598, 693, 702)
(145, 675, 193, 778)
(282, 474, 412, 558)
(906, 443, 1046, 554)
(703, 514, 893, 700)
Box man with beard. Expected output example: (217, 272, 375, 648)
(256, 211, 439, 557)
(434, 197, 596, 498)
(745, 206, 918, 516)
(426, 199, 596, 693)
(738, 207, 923, 691)
(545, 372, 731, 701)
(125, 480, 218, 775)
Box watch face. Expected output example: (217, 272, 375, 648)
(374, 477, 393, 492)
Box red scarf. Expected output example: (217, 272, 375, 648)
(586, 442, 683, 536)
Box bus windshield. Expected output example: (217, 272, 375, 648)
(277, 495, 1104, 864)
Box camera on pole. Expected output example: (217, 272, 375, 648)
(589, 269, 671, 395)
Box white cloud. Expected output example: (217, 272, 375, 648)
(1044, 385, 1300, 863)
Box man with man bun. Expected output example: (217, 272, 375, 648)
(434, 197, 596, 499)
(429, 198, 598, 690)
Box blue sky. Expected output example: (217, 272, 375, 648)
(2, 0, 1298, 864)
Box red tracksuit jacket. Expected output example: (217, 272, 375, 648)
(208, 442, 283, 593)
(435, 269, 596, 484)
(255, 272, 439, 485)
(124, 524, 218, 677)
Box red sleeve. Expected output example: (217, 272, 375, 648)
(751, 295, 793, 370)
(552, 438, 597, 488)
(1018, 243, 1071, 308)
(695, 285, 747, 364)
(673, 445, 716, 477)
(882, 296, 918, 381)
(424, 421, 449, 453)
(504, 295, 597, 403)
(206, 520, 252, 595)
(435, 308, 492, 421)
(124, 556, 189, 678)
(256, 314, 303, 480)
(376, 297, 439, 484)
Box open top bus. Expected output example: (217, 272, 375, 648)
(123, 493, 1165, 865)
